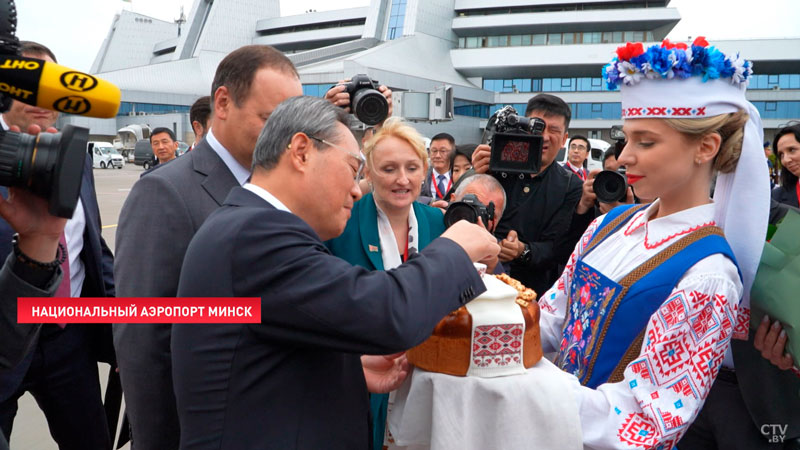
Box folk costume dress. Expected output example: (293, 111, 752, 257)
(539, 200, 743, 449)
(536, 37, 771, 449)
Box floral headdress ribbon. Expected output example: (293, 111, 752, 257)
(604, 37, 769, 324)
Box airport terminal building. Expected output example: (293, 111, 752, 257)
(60, 0, 800, 147)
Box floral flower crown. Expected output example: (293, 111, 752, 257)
(602, 37, 753, 90)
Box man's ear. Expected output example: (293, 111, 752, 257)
(287, 133, 313, 173)
(213, 86, 231, 121)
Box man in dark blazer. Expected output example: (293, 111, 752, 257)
(420, 133, 455, 203)
(0, 41, 115, 449)
(113, 45, 304, 449)
(172, 96, 499, 450)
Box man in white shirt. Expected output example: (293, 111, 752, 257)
(422, 133, 455, 201)
(564, 135, 590, 181)
(113, 45, 304, 450)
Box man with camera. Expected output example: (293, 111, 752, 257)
(446, 174, 507, 273)
(472, 94, 582, 295)
(0, 41, 115, 449)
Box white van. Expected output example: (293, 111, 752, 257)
(555, 138, 610, 172)
(89, 141, 125, 169)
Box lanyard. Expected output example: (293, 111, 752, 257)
(796, 182, 800, 207)
(402, 224, 410, 262)
(569, 165, 585, 181)
(433, 175, 452, 199)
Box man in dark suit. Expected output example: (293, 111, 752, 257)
(172, 96, 499, 450)
(420, 132, 455, 203)
(0, 41, 115, 449)
(113, 45, 304, 449)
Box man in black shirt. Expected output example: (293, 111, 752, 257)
(472, 94, 582, 295)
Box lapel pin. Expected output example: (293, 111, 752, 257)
(369, 245, 379, 252)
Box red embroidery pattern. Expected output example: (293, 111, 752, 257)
(623, 211, 648, 236)
(643, 222, 716, 249)
(472, 324, 523, 368)
(733, 305, 750, 340)
(624, 106, 709, 118)
(618, 413, 659, 448)
(616, 289, 736, 448)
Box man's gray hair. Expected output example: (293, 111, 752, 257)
(454, 174, 507, 216)
(252, 96, 350, 171)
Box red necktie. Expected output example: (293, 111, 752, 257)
(54, 232, 70, 328)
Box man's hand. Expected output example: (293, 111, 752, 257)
(430, 199, 448, 214)
(471, 144, 491, 174)
(324, 81, 393, 119)
(498, 229, 525, 262)
(598, 186, 635, 215)
(0, 124, 65, 262)
(362, 353, 409, 393)
(753, 315, 794, 371)
(440, 219, 500, 263)
(576, 169, 600, 215)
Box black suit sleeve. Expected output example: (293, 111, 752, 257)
(181, 211, 485, 356)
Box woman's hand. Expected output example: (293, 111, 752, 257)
(362, 352, 410, 393)
(753, 315, 794, 371)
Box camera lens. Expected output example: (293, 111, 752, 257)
(443, 203, 478, 228)
(593, 170, 627, 204)
(0, 124, 88, 217)
(352, 89, 388, 126)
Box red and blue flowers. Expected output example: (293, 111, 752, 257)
(603, 37, 753, 90)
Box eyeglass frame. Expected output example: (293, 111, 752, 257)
(306, 134, 366, 183)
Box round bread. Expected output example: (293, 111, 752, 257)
(407, 274, 542, 376)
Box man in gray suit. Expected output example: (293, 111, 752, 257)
(113, 45, 304, 450)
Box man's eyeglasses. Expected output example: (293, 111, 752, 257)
(307, 135, 366, 183)
(430, 148, 451, 156)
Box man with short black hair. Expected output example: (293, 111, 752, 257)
(150, 127, 179, 165)
(189, 96, 212, 150)
(422, 132, 456, 201)
(564, 135, 590, 181)
(114, 44, 304, 450)
(472, 93, 582, 295)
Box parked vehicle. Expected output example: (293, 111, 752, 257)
(89, 141, 125, 169)
(555, 138, 610, 172)
(133, 139, 157, 169)
(117, 124, 151, 161)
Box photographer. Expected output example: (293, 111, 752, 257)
(0, 41, 115, 450)
(472, 94, 582, 295)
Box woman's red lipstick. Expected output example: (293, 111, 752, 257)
(627, 174, 644, 184)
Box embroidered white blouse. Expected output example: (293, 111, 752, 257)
(539, 200, 744, 450)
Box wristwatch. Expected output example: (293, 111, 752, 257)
(518, 243, 531, 264)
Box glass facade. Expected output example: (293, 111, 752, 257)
(302, 84, 332, 97)
(454, 100, 490, 118)
(483, 77, 617, 93)
(456, 1, 668, 16)
(386, 0, 407, 41)
(458, 30, 655, 48)
(749, 74, 800, 90)
(117, 102, 189, 116)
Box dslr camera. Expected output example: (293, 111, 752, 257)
(443, 193, 495, 228)
(593, 125, 628, 203)
(482, 105, 546, 176)
(0, 0, 88, 218)
(339, 74, 389, 126)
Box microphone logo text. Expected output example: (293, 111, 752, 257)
(0, 59, 40, 70)
(60, 72, 99, 92)
(53, 96, 91, 115)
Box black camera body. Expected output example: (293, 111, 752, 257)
(443, 193, 495, 228)
(483, 106, 545, 175)
(0, 0, 88, 218)
(593, 125, 628, 203)
(339, 74, 388, 126)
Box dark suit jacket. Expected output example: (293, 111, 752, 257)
(113, 139, 239, 449)
(0, 154, 115, 380)
(326, 192, 445, 270)
(772, 184, 799, 208)
(171, 187, 484, 450)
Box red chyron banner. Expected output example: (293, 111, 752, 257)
(17, 298, 261, 324)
